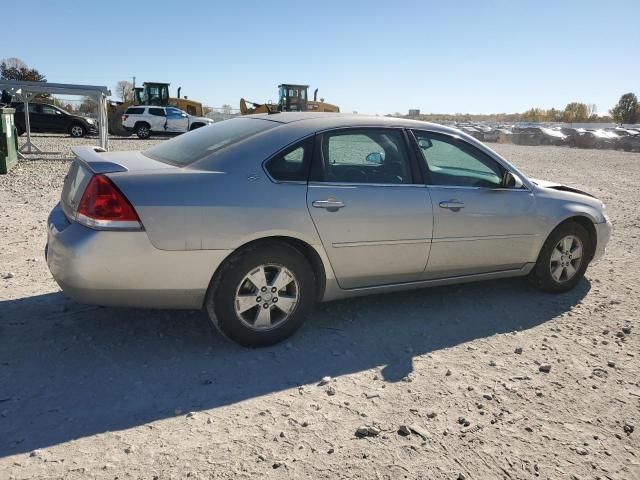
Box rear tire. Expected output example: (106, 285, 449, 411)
(135, 123, 151, 139)
(529, 222, 592, 293)
(206, 242, 315, 347)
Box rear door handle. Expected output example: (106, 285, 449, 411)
(312, 199, 345, 210)
(439, 200, 465, 211)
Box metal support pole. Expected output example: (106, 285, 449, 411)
(18, 93, 42, 155)
(97, 93, 109, 150)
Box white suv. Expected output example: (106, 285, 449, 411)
(122, 106, 214, 139)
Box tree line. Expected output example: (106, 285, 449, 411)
(409, 94, 639, 125)
(520, 95, 639, 124)
(0, 57, 97, 113)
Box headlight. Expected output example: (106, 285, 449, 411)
(85, 118, 96, 124)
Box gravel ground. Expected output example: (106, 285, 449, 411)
(0, 134, 638, 479)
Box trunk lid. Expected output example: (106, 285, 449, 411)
(60, 146, 174, 220)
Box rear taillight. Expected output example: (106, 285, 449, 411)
(122, 114, 129, 121)
(76, 174, 142, 230)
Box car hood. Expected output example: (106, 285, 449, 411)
(530, 178, 596, 198)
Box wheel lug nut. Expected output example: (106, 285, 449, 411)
(256, 296, 261, 302)
(263, 303, 269, 309)
(273, 298, 278, 303)
(271, 287, 277, 293)
(261, 287, 267, 292)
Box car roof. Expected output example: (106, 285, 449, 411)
(245, 112, 463, 136)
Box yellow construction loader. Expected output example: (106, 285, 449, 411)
(240, 84, 339, 115)
(109, 82, 205, 136)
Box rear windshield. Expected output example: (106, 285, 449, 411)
(143, 118, 278, 166)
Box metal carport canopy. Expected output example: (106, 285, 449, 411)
(0, 79, 111, 152)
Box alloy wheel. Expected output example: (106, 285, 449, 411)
(234, 264, 299, 330)
(71, 125, 84, 137)
(549, 235, 583, 283)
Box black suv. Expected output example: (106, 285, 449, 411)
(12, 102, 97, 138)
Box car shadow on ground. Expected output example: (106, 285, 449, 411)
(0, 277, 589, 457)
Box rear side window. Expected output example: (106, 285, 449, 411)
(125, 107, 145, 115)
(313, 129, 413, 184)
(265, 137, 313, 182)
(149, 108, 165, 116)
(143, 118, 277, 166)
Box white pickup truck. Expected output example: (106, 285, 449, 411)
(121, 106, 214, 139)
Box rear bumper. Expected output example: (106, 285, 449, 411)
(593, 218, 612, 262)
(46, 203, 231, 309)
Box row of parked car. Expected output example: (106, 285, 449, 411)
(455, 123, 640, 152)
(5, 101, 213, 139)
(6, 101, 640, 152)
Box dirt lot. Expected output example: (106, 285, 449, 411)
(1, 135, 638, 480)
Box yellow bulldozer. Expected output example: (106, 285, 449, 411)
(109, 82, 204, 136)
(240, 84, 339, 115)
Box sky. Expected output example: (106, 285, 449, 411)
(3, 0, 639, 115)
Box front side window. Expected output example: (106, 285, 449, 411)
(315, 129, 413, 184)
(41, 105, 61, 115)
(265, 137, 312, 182)
(412, 130, 504, 188)
(166, 107, 185, 118)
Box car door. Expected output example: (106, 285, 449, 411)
(165, 107, 189, 133)
(307, 128, 433, 289)
(147, 107, 167, 132)
(26, 103, 45, 131)
(410, 130, 539, 279)
(40, 105, 68, 132)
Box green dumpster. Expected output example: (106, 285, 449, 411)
(0, 107, 18, 174)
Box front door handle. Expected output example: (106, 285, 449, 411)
(439, 200, 465, 211)
(312, 199, 345, 210)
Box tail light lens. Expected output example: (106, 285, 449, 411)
(76, 174, 142, 230)
(122, 114, 128, 121)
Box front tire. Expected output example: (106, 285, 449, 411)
(69, 124, 86, 138)
(530, 222, 592, 293)
(206, 242, 315, 347)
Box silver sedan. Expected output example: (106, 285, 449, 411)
(46, 113, 612, 346)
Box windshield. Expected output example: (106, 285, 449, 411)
(143, 118, 278, 166)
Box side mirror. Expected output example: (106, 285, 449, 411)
(418, 138, 432, 150)
(503, 171, 524, 189)
(366, 152, 384, 165)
